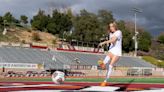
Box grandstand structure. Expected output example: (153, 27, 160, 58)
(0, 42, 163, 77)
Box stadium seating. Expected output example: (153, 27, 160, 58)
(0, 46, 155, 71)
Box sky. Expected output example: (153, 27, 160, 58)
(0, 0, 163, 37)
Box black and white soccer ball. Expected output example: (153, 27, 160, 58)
(52, 71, 65, 84)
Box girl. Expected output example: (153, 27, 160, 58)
(99, 22, 122, 86)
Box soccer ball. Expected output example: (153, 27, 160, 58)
(98, 59, 103, 65)
(52, 71, 65, 84)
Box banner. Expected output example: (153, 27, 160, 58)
(0, 63, 39, 69)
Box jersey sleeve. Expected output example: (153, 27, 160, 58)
(114, 31, 122, 39)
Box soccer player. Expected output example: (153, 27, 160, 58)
(98, 22, 122, 86)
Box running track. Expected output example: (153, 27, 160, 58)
(0, 82, 164, 91)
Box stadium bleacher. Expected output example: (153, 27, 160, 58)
(0, 46, 155, 70)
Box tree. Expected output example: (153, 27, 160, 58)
(138, 31, 151, 52)
(46, 9, 72, 37)
(0, 16, 3, 30)
(3, 12, 18, 24)
(31, 9, 49, 31)
(0, 16, 3, 24)
(66, 8, 74, 20)
(20, 15, 28, 25)
(97, 10, 115, 42)
(72, 9, 103, 42)
(98, 10, 114, 25)
(157, 33, 164, 44)
(3, 12, 13, 23)
(117, 20, 134, 52)
(31, 9, 72, 36)
(46, 22, 57, 34)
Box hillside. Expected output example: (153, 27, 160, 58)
(142, 56, 164, 68)
(0, 27, 59, 45)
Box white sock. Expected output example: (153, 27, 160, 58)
(104, 65, 113, 82)
(103, 56, 110, 65)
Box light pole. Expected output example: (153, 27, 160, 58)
(132, 8, 142, 57)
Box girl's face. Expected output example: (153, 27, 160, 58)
(109, 23, 116, 33)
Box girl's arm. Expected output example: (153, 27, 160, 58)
(99, 36, 117, 46)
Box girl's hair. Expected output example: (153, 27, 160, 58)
(108, 21, 118, 31)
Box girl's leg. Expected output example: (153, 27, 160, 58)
(109, 55, 120, 66)
(100, 53, 113, 69)
(104, 55, 119, 82)
(103, 55, 110, 65)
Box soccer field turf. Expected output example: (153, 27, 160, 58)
(1, 77, 164, 84)
(66, 78, 164, 83)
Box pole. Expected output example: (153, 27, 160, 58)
(132, 8, 142, 57)
(134, 13, 137, 57)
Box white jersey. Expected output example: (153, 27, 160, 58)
(109, 30, 122, 56)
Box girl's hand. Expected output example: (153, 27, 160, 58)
(98, 42, 105, 47)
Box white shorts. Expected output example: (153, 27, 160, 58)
(109, 51, 122, 56)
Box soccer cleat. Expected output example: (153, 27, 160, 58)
(100, 82, 107, 86)
(98, 60, 106, 70)
(100, 63, 106, 70)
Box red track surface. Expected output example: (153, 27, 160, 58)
(0, 82, 164, 91)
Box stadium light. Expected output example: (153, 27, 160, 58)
(132, 8, 142, 57)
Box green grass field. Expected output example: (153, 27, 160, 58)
(142, 56, 164, 67)
(1, 77, 164, 84)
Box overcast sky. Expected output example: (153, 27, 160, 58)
(0, 0, 163, 36)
